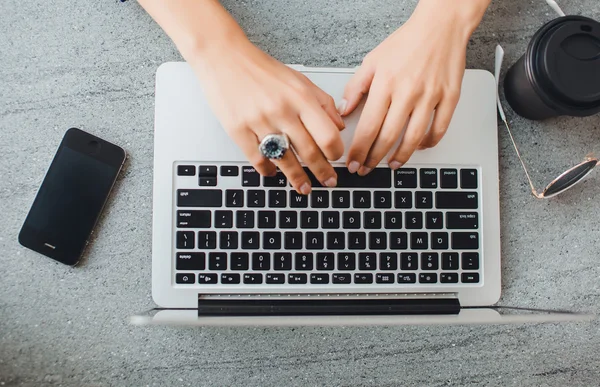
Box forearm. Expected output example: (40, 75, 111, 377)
(411, 0, 491, 41)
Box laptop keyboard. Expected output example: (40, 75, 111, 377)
(173, 162, 482, 288)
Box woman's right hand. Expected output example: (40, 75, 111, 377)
(188, 38, 345, 194)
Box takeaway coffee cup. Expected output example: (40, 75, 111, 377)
(504, 15, 600, 120)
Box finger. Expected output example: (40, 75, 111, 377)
(297, 99, 344, 162)
(362, 98, 413, 171)
(311, 85, 345, 130)
(232, 128, 277, 177)
(346, 78, 391, 175)
(418, 90, 460, 149)
(389, 104, 436, 167)
(339, 64, 375, 116)
(271, 144, 313, 195)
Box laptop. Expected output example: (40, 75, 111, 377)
(131, 63, 592, 326)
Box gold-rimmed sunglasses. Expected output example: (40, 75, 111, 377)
(495, 45, 599, 199)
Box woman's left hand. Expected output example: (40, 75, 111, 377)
(338, 0, 490, 175)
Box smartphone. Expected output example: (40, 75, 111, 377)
(18, 128, 126, 266)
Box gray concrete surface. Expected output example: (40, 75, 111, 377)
(1, 0, 600, 386)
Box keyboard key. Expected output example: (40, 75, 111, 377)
(252, 252, 271, 270)
(290, 191, 308, 208)
(390, 232, 408, 250)
(263, 232, 282, 249)
(197, 231, 216, 249)
(379, 253, 398, 271)
(394, 191, 412, 209)
(364, 212, 382, 229)
(305, 167, 391, 188)
(274, 252, 292, 270)
(441, 273, 459, 283)
(268, 190, 287, 208)
(225, 190, 244, 207)
(306, 232, 324, 249)
(452, 232, 479, 250)
(231, 252, 249, 270)
(289, 273, 308, 284)
(394, 168, 417, 188)
(236, 211, 254, 228)
(415, 191, 433, 209)
(397, 273, 417, 284)
(343, 211, 361, 229)
(176, 273, 195, 284)
(333, 273, 352, 284)
(446, 212, 479, 229)
(369, 232, 387, 250)
(295, 253, 313, 270)
(400, 253, 418, 270)
(176, 252, 205, 270)
(219, 231, 238, 249)
(405, 212, 423, 229)
(266, 273, 285, 284)
(221, 273, 241, 284)
(327, 232, 345, 250)
(199, 165, 217, 176)
(411, 232, 428, 249)
(337, 253, 356, 270)
(348, 232, 366, 250)
(284, 232, 303, 250)
(241, 231, 259, 249)
(385, 212, 403, 229)
(244, 273, 263, 284)
(177, 210, 211, 228)
(419, 273, 437, 284)
(316, 253, 334, 270)
(376, 273, 395, 284)
(431, 232, 449, 250)
(354, 273, 373, 284)
(177, 165, 196, 176)
(242, 166, 260, 187)
(279, 211, 298, 229)
(199, 177, 217, 186)
(353, 191, 371, 208)
(332, 191, 351, 208)
(311, 191, 329, 208)
(208, 252, 227, 270)
(248, 190, 266, 208)
(462, 252, 480, 270)
(436, 192, 478, 209)
(177, 189, 222, 208)
(264, 172, 287, 187)
(440, 169, 458, 188)
(258, 211, 276, 229)
(425, 212, 444, 229)
(322, 211, 340, 229)
(311, 273, 329, 284)
(198, 273, 218, 284)
(374, 191, 392, 209)
(461, 169, 478, 189)
(462, 273, 480, 283)
(420, 168, 437, 188)
(421, 252, 439, 270)
(442, 252, 459, 270)
(214, 210, 233, 228)
(220, 165, 239, 176)
(301, 211, 319, 229)
(359, 253, 377, 270)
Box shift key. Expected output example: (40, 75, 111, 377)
(177, 189, 222, 207)
(436, 192, 478, 209)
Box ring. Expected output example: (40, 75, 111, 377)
(258, 133, 290, 160)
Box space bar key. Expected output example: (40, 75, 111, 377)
(304, 167, 392, 188)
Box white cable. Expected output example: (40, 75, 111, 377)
(546, 0, 566, 17)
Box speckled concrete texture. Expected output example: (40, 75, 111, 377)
(1, 0, 599, 386)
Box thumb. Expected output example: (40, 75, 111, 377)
(338, 64, 375, 117)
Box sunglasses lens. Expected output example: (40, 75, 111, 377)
(543, 160, 597, 198)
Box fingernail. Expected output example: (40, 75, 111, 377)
(323, 176, 337, 188)
(300, 183, 311, 195)
(337, 99, 347, 115)
(389, 161, 403, 170)
(358, 166, 372, 176)
(348, 161, 360, 174)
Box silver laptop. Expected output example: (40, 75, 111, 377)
(131, 63, 592, 326)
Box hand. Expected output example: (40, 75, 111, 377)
(339, 0, 488, 175)
(190, 38, 345, 194)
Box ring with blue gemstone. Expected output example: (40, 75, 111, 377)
(258, 133, 290, 160)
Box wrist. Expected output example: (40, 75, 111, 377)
(411, 0, 490, 41)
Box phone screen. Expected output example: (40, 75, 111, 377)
(19, 128, 125, 265)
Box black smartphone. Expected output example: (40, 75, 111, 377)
(18, 128, 126, 266)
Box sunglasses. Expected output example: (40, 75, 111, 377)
(494, 44, 599, 199)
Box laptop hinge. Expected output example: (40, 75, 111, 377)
(197, 293, 460, 316)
